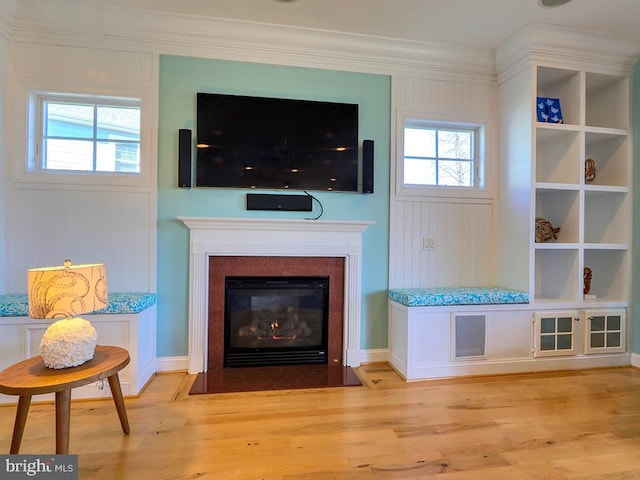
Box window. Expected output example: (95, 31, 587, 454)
(397, 114, 489, 199)
(39, 96, 141, 173)
(404, 124, 478, 187)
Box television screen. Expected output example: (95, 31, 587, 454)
(196, 93, 359, 191)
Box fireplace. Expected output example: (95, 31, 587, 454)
(224, 276, 329, 367)
(178, 217, 373, 374)
(209, 256, 345, 371)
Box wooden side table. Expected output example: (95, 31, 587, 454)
(0, 345, 131, 454)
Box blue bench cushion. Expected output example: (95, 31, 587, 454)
(389, 287, 529, 307)
(0, 294, 30, 317)
(93, 292, 157, 314)
(0, 292, 157, 317)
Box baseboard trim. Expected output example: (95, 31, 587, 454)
(156, 356, 188, 373)
(155, 350, 637, 375)
(360, 348, 389, 364)
(396, 353, 632, 381)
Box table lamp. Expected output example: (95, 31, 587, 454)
(28, 260, 108, 369)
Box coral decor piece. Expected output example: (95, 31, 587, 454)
(585, 158, 597, 183)
(535, 217, 560, 243)
(584, 267, 593, 295)
(39, 317, 98, 369)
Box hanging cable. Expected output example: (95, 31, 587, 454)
(303, 191, 323, 220)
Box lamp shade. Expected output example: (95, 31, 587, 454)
(27, 261, 108, 319)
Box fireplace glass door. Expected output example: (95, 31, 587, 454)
(224, 276, 329, 367)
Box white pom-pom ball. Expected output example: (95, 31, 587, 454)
(39, 317, 98, 369)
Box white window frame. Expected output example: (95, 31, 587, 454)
(395, 110, 493, 201)
(12, 81, 154, 188)
(533, 311, 579, 357)
(583, 309, 626, 354)
(37, 94, 141, 174)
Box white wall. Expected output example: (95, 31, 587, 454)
(4, 41, 158, 293)
(0, 11, 9, 293)
(2, 3, 495, 297)
(1, 1, 496, 363)
(389, 75, 499, 288)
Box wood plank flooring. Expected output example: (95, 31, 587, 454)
(1, 364, 640, 479)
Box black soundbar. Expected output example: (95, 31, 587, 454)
(246, 193, 313, 212)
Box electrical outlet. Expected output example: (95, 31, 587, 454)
(422, 237, 436, 250)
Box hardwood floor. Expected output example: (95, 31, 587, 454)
(1, 364, 640, 479)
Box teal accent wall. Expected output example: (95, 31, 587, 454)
(157, 55, 391, 357)
(633, 61, 640, 354)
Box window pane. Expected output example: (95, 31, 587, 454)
(557, 334, 572, 350)
(541, 317, 556, 333)
(557, 317, 573, 333)
(405, 158, 436, 185)
(97, 106, 140, 141)
(540, 335, 555, 350)
(40, 97, 141, 174)
(438, 130, 472, 160)
(591, 316, 605, 331)
(115, 143, 140, 173)
(96, 142, 140, 172)
(45, 139, 94, 170)
(438, 160, 471, 186)
(606, 332, 620, 347)
(607, 316, 621, 330)
(45, 103, 94, 139)
(402, 121, 479, 190)
(591, 333, 605, 348)
(405, 128, 435, 157)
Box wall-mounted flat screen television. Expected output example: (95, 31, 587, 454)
(196, 92, 359, 191)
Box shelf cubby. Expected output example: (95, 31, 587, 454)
(583, 190, 628, 244)
(585, 72, 628, 130)
(534, 249, 579, 301)
(583, 249, 628, 302)
(536, 67, 581, 126)
(536, 127, 580, 184)
(584, 131, 629, 187)
(535, 188, 580, 243)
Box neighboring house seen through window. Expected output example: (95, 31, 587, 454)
(40, 97, 141, 173)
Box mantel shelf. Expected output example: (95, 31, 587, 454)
(178, 217, 374, 234)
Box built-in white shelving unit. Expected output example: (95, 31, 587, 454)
(498, 59, 630, 308)
(533, 65, 630, 306)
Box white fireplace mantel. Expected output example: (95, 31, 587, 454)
(178, 217, 374, 374)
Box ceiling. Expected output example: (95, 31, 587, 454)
(66, 0, 640, 50)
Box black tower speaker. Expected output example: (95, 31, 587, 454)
(178, 129, 192, 188)
(362, 139, 374, 194)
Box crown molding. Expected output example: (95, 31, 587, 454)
(9, 2, 496, 83)
(0, 0, 15, 40)
(496, 23, 640, 84)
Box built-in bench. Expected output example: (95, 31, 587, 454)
(387, 286, 628, 381)
(0, 292, 157, 404)
(388, 286, 535, 381)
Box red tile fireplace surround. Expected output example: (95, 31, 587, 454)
(207, 256, 345, 370)
(178, 217, 373, 374)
